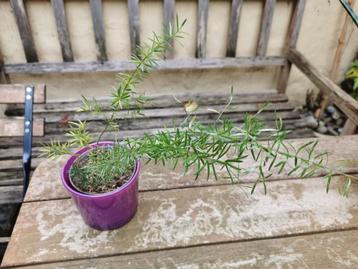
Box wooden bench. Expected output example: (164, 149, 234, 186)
(0, 0, 356, 129)
(0, 84, 45, 261)
(3, 135, 358, 268)
(0, 0, 357, 264)
(0, 0, 357, 231)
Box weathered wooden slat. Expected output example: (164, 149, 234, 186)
(127, 0, 140, 55)
(3, 57, 287, 74)
(286, 0, 307, 48)
(25, 135, 358, 202)
(3, 177, 358, 267)
(47, 100, 291, 119)
(45, 115, 304, 136)
(341, 119, 357, 135)
(226, 0, 244, 57)
(0, 237, 10, 262)
(42, 106, 299, 125)
(0, 171, 26, 182)
(0, 158, 42, 171)
(51, 0, 74, 62)
(0, 84, 46, 104)
(0, 59, 10, 84)
(9, 0, 38, 63)
(0, 179, 23, 187)
(277, 0, 306, 93)
(0, 118, 44, 137)
(41, 107, 300, 136)
(11, 230, 358, 269)
(288, 48, 358, 125)
(196, 0, 209, 58)
(89, 0, 107, 63)
(0, 118, 304, 159)
(256, 0, 276, 57)
(163, 0, 175, 59)
(0, 147, 42, 160)
(0, 203, 20, 237)
(0, 118, 308, 161)
(0, 186, 23, 204)
(6, 91, 287, 115)
(0, 121, 313, 149)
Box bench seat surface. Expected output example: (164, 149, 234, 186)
(2, 135, 358, 268)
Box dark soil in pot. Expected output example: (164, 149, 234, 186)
(69, 146, 135, 194)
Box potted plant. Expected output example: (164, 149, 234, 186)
(43, 18, 356, 231)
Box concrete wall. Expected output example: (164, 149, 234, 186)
(0, 0, 357, 104)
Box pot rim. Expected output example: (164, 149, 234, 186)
(60, 141, 140, 199)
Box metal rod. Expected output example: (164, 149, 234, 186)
(339, 0, 358, 27)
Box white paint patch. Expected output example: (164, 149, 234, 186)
(31, 248, 49, 261)
(132, 180, 355, 250)
(220, 258, 259, 267)
(27, 158, 65, 200)
(133, 198, 225, 248)
(325, 238, 358, 267)
(264, 253, 305, 269)
(34, 201, 113, 258)
(176, 264, 200, 269)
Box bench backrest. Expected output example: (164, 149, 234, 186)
(1, 0, 306, 93)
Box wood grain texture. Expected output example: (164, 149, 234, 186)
(288, 48, 358, 125)
(0, 122, 314, 149)
(286, 0, 306, 48)
(43, 111, 302, 136)
(24, 135, 358, 202)
(0, 203, 20, 238)
(0, 84, 46, 104)
(226, 0, 244, 57)
(10, 230, 358, 269)
(3, 57, 287, 74)
(25, 91, 288, 114)
(341, 119, 357, 135)
(3, 177, 358, 267)
(0, 58, 10, 84)
(0, 118, 44, 137)
(196, 0, 209, 58)
(127, 0, 140, 55)
(0, 119, 306, 159)
(9, 0, 38, 63)
(0, 158, 42, 171)
(0, 186, 23, 204)
(0, 115, 306, 160)
(256, 0, 276, 57)
(51, 0, 74, 62)
(0, 146, 43, 160)
(163, 0, 175, 59)
(277, 0, 306, 93)
(0, 179, 23, 187)
(329, 0, 356, 81)
(89, 0, 107, 63)
(39, 102, 296, 124)
(0, 237, 10, 263)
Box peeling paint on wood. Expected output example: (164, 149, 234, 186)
(11, 230, 358, 268)
(3, 178, 358, 267)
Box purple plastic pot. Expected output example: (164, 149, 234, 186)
(60, 141, 140, 231)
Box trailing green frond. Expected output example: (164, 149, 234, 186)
(66, 121, 92, 147)
(40, 141, 71, 158)
(111, 17, 186, 112)
(41, 18, 357, 196)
